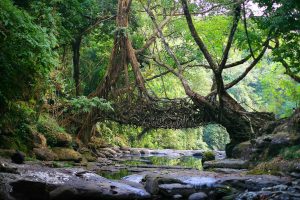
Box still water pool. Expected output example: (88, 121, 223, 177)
(98, 155, 202, 179)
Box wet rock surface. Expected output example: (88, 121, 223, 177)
(0, 159, 150, 200)
(203, 159, 249, 170)
(0, 148, 299, 200)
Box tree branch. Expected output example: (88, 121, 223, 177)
(81, 15, 116, 36)
(156, 2, 234, 16)
(224, 53, 252, 68)
(135, 14, 174, 54)
(220, 4, 241, 69)
(242, 2, 255, 59)
(224, 41, 269, 90)
(280, 59, 300, 83)
(181, 0, 218, 71)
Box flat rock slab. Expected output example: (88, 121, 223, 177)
(0, 161, 150, 200)
(203, 159, 249, 169)
(211, 168, 248, 174)
(159, 183, 196, 197)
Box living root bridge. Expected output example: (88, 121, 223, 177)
(105, 98, 215, 129)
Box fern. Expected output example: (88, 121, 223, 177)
(67, 96, 113, 114)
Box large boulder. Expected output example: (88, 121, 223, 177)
(231, 141, 253, 160)
(232, 131, 300, 160)
(232, 109, 300, 160)
(52, 148, 82, 162)
(33, 148, 58, 161)
(1, 164, 150, 200)
(54, 133, 73, 147)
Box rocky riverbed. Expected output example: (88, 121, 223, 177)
(0, 148, 300, 200)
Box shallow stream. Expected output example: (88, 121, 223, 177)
(98, 154, 203, 179)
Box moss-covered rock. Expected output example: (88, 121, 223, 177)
(202, 151, 215, 163)
(37, 114, 72, 147)
(232, 141, 253, 160)
(82, 151, 97, 162)
(53, 132, 72, 147)
(232, 109, 300, 161)
(87, 136, 107, 149)
(33, 148, 58, 161)
(52, 147, 82, 162)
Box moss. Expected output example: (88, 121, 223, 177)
(248, 157, 296, 175)
(52, 147, 82, 162)
(279, 145, 300, 160)
(25, 156, 37, 161)
(37, 114, 72, 147)
(202, 151, 215, 162)
(52, 161, 74, 168)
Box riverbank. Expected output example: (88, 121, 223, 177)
(1, 148, 300, 200)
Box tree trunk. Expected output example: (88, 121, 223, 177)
(72, 36, 82, 96)
(78, 0, 148, 143)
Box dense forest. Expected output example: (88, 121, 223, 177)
(0, 0, 299, 199)
(0, 0, 299, 151)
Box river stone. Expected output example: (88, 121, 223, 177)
(52, 148, 82, 162)
(33, 148, 58, 161)
(220, 175, 289, 192)
(120, 146, 130, 151)
(100, 150, 114, 158)
(140, 149, 150, 155)
(188, 192, 208, 200)
(102, 148, 117, 155)
(130, 149, 141, 155)
(95, 150, 106, 158)
(203, 159, 249, 169)
(145, 175, 160, 195)
(173, 194, 183, 199)
(112, 147, 122, 153)
(159, 183, 196, 197)
(123, 150, 131, 155)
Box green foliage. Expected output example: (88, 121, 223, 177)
(259, 62, 300, 117)
(67, 96, 113, 114)
(93, 120, 208, 150)
(280, 145, 300, 160)
(0, 102, 36, 152)
(98, 169, 131, 180)
(0, 0, 57, 104)
(37, 114, 65, 147)
(203, 124, 230, 150)
(202, 151, 216, 162)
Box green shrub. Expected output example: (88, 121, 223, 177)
(280, 145, 300, 160)
(202, 151, 215, 162)
(0, 102, 36, 152)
